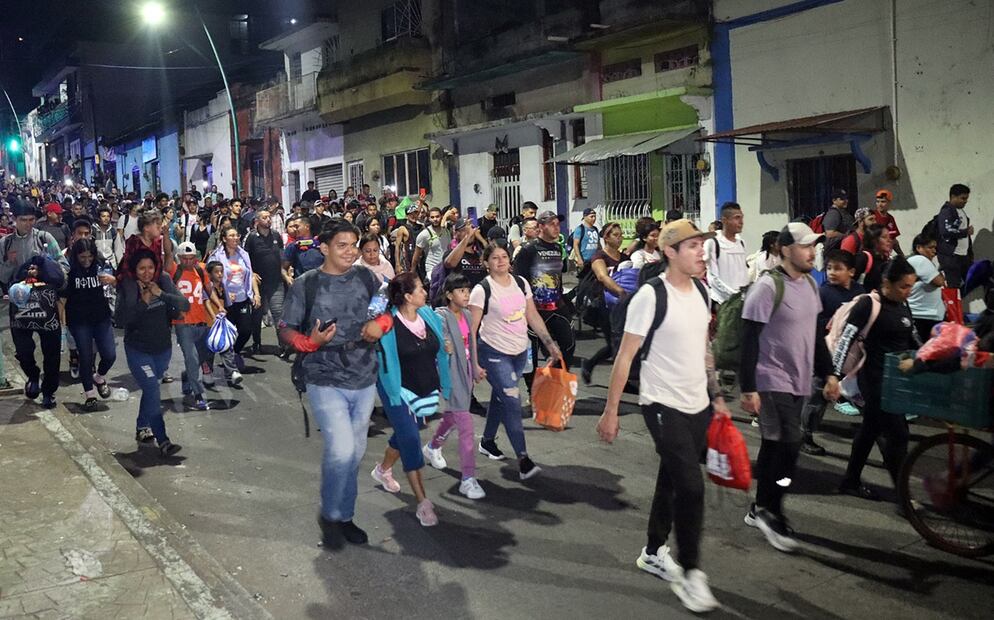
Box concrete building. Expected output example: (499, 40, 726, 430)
(108, 129, 182, 197)
(183, 92, 235, 200)
(316, 0, 449, 206)
(255, 19, 345, 205)
(708, 0, 994, 255)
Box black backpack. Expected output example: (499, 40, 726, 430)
(478, 275, 529, 316)
(609, 263, 708, 388)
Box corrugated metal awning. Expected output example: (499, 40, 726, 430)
(701, 107, 886, 142)
(550, 126, 699, 164)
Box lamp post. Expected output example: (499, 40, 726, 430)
(141, 2, 242, 196)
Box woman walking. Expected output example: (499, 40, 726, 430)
(117, 248, 190, 456)
(906, 233, 946, 342)
(62, 238, 117, 411)
(356, 232, 395, 282)
(423, 273, 485, 499)
(580, 222, 626, 384)
(208, 226, 259, 364)
(472, 241, 561, 479)
(629, 219, 662, 269)
(371, 272, 450, 526)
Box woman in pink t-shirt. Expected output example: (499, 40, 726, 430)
(469, 241, 561, 481)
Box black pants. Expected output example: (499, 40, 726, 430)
(642, 402, 713, 571)
(227, 300, 253, 354)
(11, 328, 61, 397)
(914, 318, 939, 343)
(525, 308, 576, 387)
(844, 376, 909, 488)
(938, 253, 971, 289)
(583, 306, 613, 370)
(755, 392, 804, 517)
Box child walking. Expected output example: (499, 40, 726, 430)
(423, 274, 486, 499)
(204, 260, 243, 387)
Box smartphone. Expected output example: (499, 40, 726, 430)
(319, 318, 338, 330)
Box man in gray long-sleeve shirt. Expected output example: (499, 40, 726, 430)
(0, 198, 66, 289)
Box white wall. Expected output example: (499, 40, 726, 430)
(721, 0, 994, 254)
(183, 94, 234, 198)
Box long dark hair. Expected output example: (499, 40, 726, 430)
(69, 238, 100, 268)
(387, 271, 421, 308)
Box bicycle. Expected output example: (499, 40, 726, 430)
(882, 352, 994, 558)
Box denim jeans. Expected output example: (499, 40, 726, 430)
(175, 323, 210, 395)
(125, 345, 172, 443)
(308, 383, 377, 522)
(376, 384, 425, 472)
(68, 319, 117, 393)
(478, 340, 528, 458)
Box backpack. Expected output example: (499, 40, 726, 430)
(478, 275, 529, 316)
(428, 259, 449, 307)
(810, 211, 827, 234)
(569, 224, 599, 263)
(825, 291, 882, 379)
(920, 212, 939, 238)
(709, 236, 745, 261)
(712, 269, 817, 371)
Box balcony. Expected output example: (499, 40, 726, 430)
(317, 37, 432, 123)
(255, 72, 319, 127)
(32, 100, 80, 140)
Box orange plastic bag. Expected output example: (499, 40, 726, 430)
(942, 287, 964, 324)
(706, 415, 752, 490)
(530, 361, 577, 431)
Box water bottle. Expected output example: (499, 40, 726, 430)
(367, 281, 389, 319)
(524, 342, 534, 373)
(111, 387, 130, 401)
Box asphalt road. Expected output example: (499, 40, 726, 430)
(12, 322, 994, 619)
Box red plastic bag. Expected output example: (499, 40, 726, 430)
(916, 322, 976, 363)
(706, 415, 752, 490)
(942, 287, 964, 324)
(531, 361, 577, 431)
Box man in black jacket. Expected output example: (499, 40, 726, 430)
(935, 183, 972, 288)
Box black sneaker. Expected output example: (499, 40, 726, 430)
(41, 394, 57, 409)
(839, 480, 880, 501)
(69, 350, 80, 379)
(580, 361, 593, 386)
(135, 427, 156, 446)
(755, 508, 798, 553)
(24, 379, 40, 400)
(800, 436, 826, 456)
(159, 441, 182, 457)
(161, 372, 175, 384)
(478, 439, 506, 461)
(519, 456, 542, 481)
(317, 515, 368, 549)
(82, 396, 99, 412)
(339, 521, 369, 545)
(744, 502, 758, 528)
(95, 381, 111, 399)
(470, 397, 488, 417)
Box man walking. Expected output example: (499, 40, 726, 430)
(301, 180, 321, 204)
(244, 207, 287, 354)
(820, 189, 853, 253)
(171, 242, 211, 411)
(871, 189, 902, 255)
(412, 206, 451, 280)
(597, 219, 729, 613)
(935, 183, 973, 288)
(739, 222, 840, 553)
(571, 208, 600, 271)
(703, 202, 749, 307)
(35, 203, 71, 250)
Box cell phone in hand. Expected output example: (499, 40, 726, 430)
(319, 318, 338, 330)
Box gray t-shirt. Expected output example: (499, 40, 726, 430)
(821, 207, 854, 252)
(280, 266, 379, 389)
(741, 272, 821, 396)
(416, 226, 451, 275)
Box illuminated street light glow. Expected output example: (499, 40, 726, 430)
(51, 156, 58, 163)
(64, 178, 74, 187)
(141, 2, 166, 26)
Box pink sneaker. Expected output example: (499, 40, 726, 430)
(416, 499, 438, 527)
(371, 463, 401, 493)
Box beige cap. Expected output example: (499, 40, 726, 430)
(660, 219, 716, 248)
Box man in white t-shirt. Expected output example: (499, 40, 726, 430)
(412, 206, 451, 279)
(597, 219, 731, 614)
(703, 202, 749, 306)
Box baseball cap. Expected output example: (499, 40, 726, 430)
(487, 225, 507, 240)
(453, 217, 470, 231)
(660, 219, 715, 248)
(176, 241, 198, 256)
(486, 203, 498, 214)
(830, 189, 849, 201)
(10, 197, 37, 217)
(582, 207, 596, 217)
(875, 189, 893, 201)
(853, 207, 874, 223)
(536, 210, 564, 224)
(45, 202, 63, 214)
(778, 222, 824, 247)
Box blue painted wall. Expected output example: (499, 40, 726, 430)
(157, 132, 181, 195)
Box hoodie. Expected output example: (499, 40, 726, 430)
(435, 306, 478, 412)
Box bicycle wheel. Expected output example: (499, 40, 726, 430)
(899, 431, 994, 558)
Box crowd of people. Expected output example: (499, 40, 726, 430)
(0, 175, 983, 613)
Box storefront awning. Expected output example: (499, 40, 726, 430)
(550, 126, 699, 164)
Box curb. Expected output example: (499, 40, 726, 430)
(1, 327, 272, 620)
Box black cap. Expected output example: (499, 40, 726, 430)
(10, 197, 38, 218)
(831, 188, 849, 201)
(582, 207, 596, 217)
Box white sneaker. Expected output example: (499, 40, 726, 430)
(636, 545, 683, 582)
(422, 443, 447, 470)
(459, 477, 486, 500)
(672, 569, 719, 613)
(229, 370, 243, 386)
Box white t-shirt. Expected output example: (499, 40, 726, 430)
(469, 275, 532, 355)
(704, 234, 750, 303)
(907, 255, 945, 321)
(630, 248, 662, 269)
(625, 276, 710, 412)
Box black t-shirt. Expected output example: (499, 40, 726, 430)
(845, 295, 916, 391)
(62, 261, 112, 327)
(190, 224, 211, 257)
(513, 238, 564, 310)
(478, 216, 498, 239)
(443, 246, 486, 287)
(395, 318, 441, 397)
(243, 230, 284, 288)
(301, 189, 321, 203)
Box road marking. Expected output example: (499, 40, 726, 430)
(34, 409, 234, 620)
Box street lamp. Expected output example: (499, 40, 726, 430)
(141, 2, 242, 196)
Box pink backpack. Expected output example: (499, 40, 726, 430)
(825, 291, 882, 378)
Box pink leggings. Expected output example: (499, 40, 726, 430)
(429, 410, 475, 479)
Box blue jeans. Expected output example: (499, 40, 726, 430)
(376, 384, 425, 472)
(68, 319, 117, 393)
(478, 340, 528, 458)
(175, 323, 210, 396)
(125, 345, 172, 443)
(308, 383, 377, 522)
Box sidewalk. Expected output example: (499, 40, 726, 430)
(0, 329, 269, 620)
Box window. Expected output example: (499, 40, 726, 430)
(289, 52, 302, 80)
(288, 170, 300, 201)
(381, 0, 423, 43)
(665, 154, 703, 223)
(787, 155, 858, 221)
(251, 155, 265, 198)
(654, 45, 699, 73)
(541, 129, 556, 202)
(322, 36, 340, 67)
(383, 148, 430, 196)
(348, 160, 364, 191)
(604, 154, 650, 238)
(601, 58, 642, 84)
(230, 15, 249, 55)
(571, 119, 587, 199)
(492, 148, 521, 227)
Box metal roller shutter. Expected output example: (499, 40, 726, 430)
(313, 164, 343, 197)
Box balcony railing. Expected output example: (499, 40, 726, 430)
(32, 100, 75, 138)
(255, 72, 319, 125)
